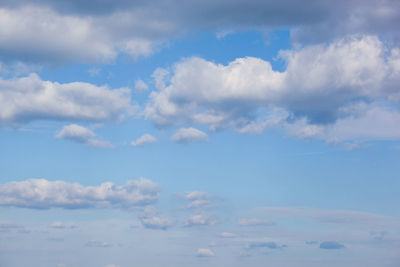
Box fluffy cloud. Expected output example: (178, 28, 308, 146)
(238, 218, 275, 227)
(0, 178, 161, 209)
(246, 241, 282, 249)
(56, 124, 113, 148)
(180, 191, 213, 209)
(131, 134, 157, 147)
(139, 215, 173, 230)
(0, 74, 133, 126)
(184, 214, 218, 227)
(171, 128, 208, 144)
(1, 1, 399, 64)
(196, 248, 214, 257)
(146, 35, 400, 142)
(319, 241, 345, 250)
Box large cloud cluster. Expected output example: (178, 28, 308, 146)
(0, 178, 161, 209)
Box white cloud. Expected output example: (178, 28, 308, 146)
(56, 124, 113, 148)
(85, 240, 112, 248)
(0, 73, 133, 126)
(0, 178, 161, 209)
(134, 79, 149, 92)
(131, 134, 157, 147)
(139, 215, 173, 230)
(171, 127, 208, 144)
(238, 218, 276, 227)
(219, 232, 236, 238)
(146, 35, 400, 143)
(180, 191, 214, 209)
(50, 222, 77, 229)
(196, 248, 214, 257)
(184, 214, 217, 227)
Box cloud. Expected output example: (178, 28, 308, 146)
(134, 79, 149, 92)
(131, 134, 157, 147)
(246, 241, 282, 249)
(319, 241, 345, 250)
(184, 214, 218, 227)
(1, 1, 399, 64)
(219, 232, 236, 238)
(56, 124, 113, 148)
(139, 215, 173, 230)
(85, 240, 112, 248)
(0, 178, 161, 209)
(145, 35, 400, 143)
(171, 128, 208, 144)
(179, 191, 214, 209)
(254, 207, 398, 227)
(50, 222, 77, 229)
(196, 248, 214, 257)
(238, 218, 275, 227)
(0, 73, 133, 126)
(0, 222, 23, 232)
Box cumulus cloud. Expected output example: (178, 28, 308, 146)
(319, 241, 345, 250)
(0, 178, 161, 209)
(179, 191, 214, 209)
(0, 73, 133, 126)
(131, 134, 157, 147)
(196, 248, 214, 257)
(134, 79, 149, 92)
(1, 1, 399, 64)
(56, 124, 113, 148)
(139, 207, 173, 230)
(184, 214, 218, 227)
(146, 35, 400, 143)
(238, 218, 275, 227)
(171, 128, 208, 144)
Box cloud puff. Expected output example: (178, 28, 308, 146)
(246, 241, 282, 249)
(219, 232, 236, 238)
(134, 79, 149, 92)
(171, 128, 208, 144)
(238, 218, 276, 227)
(146, 35, 400, 142)
(139, 215, 173, 230)
(131, 134, 157, 147)
(50, 222, 77, 229)
(85, 240, 112, 248)
(184, 214, 218, 227)
(196, 248, 214, 257)
(56, 124, 113, 148)
(0, 178, 161, 209)
(319, 241, 345, 250)
(180, 191, 214, 209)
(0, 73, 133, 126)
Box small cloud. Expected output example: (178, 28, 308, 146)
(238, 218, 275, 226)
(140, 215, 173, 230)
(319, 241, 345, 250)
(305, 241, 319, 245)
(171, 127, 208, 144)
(184, 214, 218, 227)
(134, 79, 149, 92)
(50, 222, 77, 229)
(56, 124, 113, 148)
(179, 191, 214, 209)
(131, 134, 157, 147)
(196, 248, 215, 257)
(246, 241, 281, 250)
(219, 232, 236, 238)
(85, 240, 112, 248)
(216, 30, 234, 39)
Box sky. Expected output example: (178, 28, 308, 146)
(0, 0, 400, 266)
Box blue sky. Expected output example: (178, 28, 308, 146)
(0, 1, 400, 266)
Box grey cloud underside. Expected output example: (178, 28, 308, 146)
(0, 0, 399, 63)
(0, 178, 161, 209)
